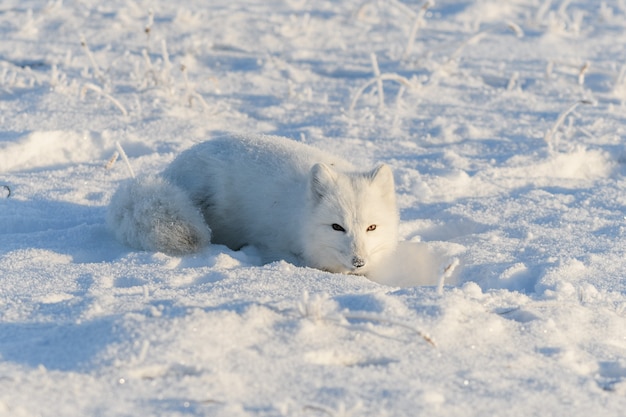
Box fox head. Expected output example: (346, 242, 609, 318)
(302, 162, 399, 275)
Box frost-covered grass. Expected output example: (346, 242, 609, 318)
(1, 0, 626, 415)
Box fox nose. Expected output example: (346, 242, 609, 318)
(352, 256, 366, 269)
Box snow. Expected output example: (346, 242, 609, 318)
(1, 0, 626, 415)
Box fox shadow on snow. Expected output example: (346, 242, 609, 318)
(1, 197, 129, 262)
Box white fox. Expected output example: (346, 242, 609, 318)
(107, 134, 399, 276)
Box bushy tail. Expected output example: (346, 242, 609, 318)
(106, 176, 211, 255)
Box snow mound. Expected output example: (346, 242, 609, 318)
(0, 130, 153, 173)
(504, 147, 616, 181)
(1, 131, 109, 172)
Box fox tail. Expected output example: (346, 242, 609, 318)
(106, 176, 211, 255)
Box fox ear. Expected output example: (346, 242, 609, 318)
(309, 163, 337, 203)
(369, 164, 395, 194)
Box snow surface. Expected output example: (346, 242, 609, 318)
(1, 0, 626, 415)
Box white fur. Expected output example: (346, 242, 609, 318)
(106, 175, 211, 255)
(107, 134, 399, 276)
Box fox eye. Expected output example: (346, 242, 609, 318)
(367, 224, 377, 232)
(331, 223, 346, 232)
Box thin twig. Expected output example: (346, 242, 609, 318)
(370, 53, 384, 109)
(401, 0, 434, 60)
(445, 21, 523, 65)
(446, 31, 489, 64)
(145, 9, 154, 45)
(505, 21, 524, 38)
(544, 99, 593, 152)
(297, 292, 435, 346)
(506, 71, 519, 91)
(342, 312, 436, 347)
(578, 61, 590, 85)
(115, 141, 135, 178)
(437, 258, 460, 296)
(181, 64, 211, 111)
(349, 73, 417, 113)
(81, 83, 128, 116)
(161, 39, 172, 76)
(80, 35, 104, 81)
(105, 151, 120, 170)
(545, 60, 554, 78)
(303, 402, 361, 417)
(536, 0, 553, 24)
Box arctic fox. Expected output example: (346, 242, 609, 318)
(107, 134, 399, 276)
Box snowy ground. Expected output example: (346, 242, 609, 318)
(1, 0, 626, 415)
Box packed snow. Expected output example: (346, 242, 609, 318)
(1, 0, 626, 415)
